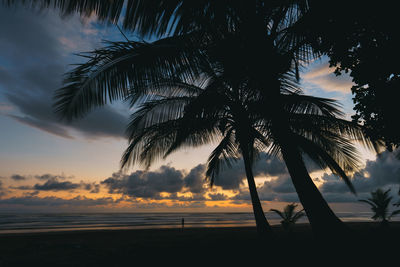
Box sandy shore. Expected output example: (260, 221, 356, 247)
(1, 222, 399, 266)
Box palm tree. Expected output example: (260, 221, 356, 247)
(270, 204, 305, 232)
(113, 63, 365, 237)
(120, 71, 275, 235)
(52, 28, 374, 239)
(359, 188, 400, 227)
(6, 0, 379, 238)
(52, 33, 371, 239)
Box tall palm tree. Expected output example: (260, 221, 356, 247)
(5, 0, 379, 238)
(359, 188, 400, 226)
(52, 35, 372, 240)
(55, 35, 376, 238)
(270, 203, 305, 232)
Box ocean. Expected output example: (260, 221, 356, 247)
(0, 212, 378, 234)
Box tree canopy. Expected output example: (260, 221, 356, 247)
(302, 1, 400, 149)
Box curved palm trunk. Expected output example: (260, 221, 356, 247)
(262, 78, 350, 238)
(241, 148, 273, 236)
(280, 142, 350, 238)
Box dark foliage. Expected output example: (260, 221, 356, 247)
(302, 0, 400, 149)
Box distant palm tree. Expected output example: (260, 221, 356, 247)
(271, 204, 305, 232)
(359, 188, 400, 226)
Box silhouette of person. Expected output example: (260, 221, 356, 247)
(181, 218, 184, 229)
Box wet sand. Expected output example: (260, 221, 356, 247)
(0, 222, 399, 266)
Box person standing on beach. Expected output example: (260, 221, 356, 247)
(181, 218, 184, 229)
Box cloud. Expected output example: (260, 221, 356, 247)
(82, 183, 101, 193)
(10, 174, 27, 181)
(320, 150, 400, 194)
(99, 152, 319, 202)
(208, 193, 229, 201)
(231, 174, 299, 203)
(100, 153, 295, 201)
(211, 152, 323, 191)
(313, 150, 400, 203)
(102, 164, 212, 200)
(302, 61, 353, 93)
(11, 175, 101, 193)
(102, 166, 186, 199)
(184, 164, 207, 194)
(33, 178, 81, 191)
(210, 153, 290, 190)
(230, 150, 400, 204)
(168, 192, 207, 202)
(99, 155, 296, 203)
(0, 6, 128, 140)
(34, 174, 73, 181)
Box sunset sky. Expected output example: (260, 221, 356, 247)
(1, 5, 399, 214)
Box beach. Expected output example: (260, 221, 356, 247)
(1, 222, 399, 266)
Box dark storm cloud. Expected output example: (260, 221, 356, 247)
(33, 178, 81, 191)
(184, 164, 207, 194)
(233, 151, 400, 204)
(320, 150, 400, 195)
(102, 166, 186, 199)
(212, 165, 246, 190)
(0, 6, 128, 139)
(11, 176, 101, 193)
(212, 152, 291, 190)
(231, 174, 299, 202)
(100, 153, 305, 201)
(102, 164, 213, 200)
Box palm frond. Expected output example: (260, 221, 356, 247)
(54, 35, 205, 120)
(292, 209, 305, 221)
(121, 118, 181, 169)
(359, 199, 377, 209)
(282, 93, 344, 118)
(206, 129, 239, 187)
(2, 0, 125, 23)
(270, 208, 285, 220)
(294, 133, 358, 194)
(390, 209, 400, 218)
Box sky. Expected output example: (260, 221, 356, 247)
(0, 5, 400, 214)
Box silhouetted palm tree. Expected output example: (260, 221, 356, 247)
(359, 188, 400, 227)
(112, 64, 365, 236)
(53, 36, 375, 239)
(271, 204, 305, 232)
(53, 34, 371, 239)
(6, 0, 379, 238)
(121, 74, 276, 235)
